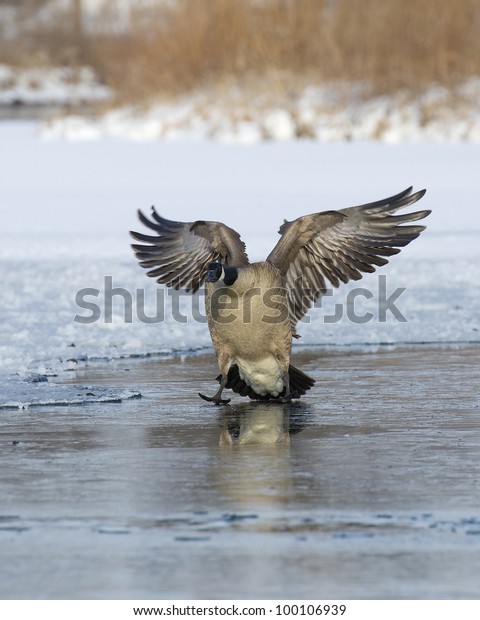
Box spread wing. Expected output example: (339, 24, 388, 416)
(130, 208, 249, 293)
(266, 187, 430, 327)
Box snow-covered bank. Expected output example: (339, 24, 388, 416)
(0, 65, 111, 109)
(1, 121, 479, 407)
(1, 63, 480, 143)
(40, 80, 480, 144)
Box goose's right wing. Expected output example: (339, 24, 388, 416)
(266, 187, 430, 327)
(130, 208, 249, 293)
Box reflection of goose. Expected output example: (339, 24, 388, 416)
(219, 402, 310, 447)
(214, 402, 311, 511)
(131, 187, 429, 404)
(217, 403, 295, 506)
(220, 403, 292, 446)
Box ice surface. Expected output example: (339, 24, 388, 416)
(0, 374, 140, 410)
(0, 121, 479, 407)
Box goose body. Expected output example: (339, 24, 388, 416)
(131, 187, 430, 404)
(205, 261, 292, 397)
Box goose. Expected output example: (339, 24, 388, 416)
(130, 186, 429, 404)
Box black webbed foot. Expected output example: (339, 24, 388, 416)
(198, 392, 231, 405)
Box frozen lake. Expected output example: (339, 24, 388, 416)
(1, 346, 480, 599)
(0, 121, 479, 598)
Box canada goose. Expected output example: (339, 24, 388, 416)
(131, 186, 430, 404)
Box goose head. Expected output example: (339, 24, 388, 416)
(206, 262, 238, 286)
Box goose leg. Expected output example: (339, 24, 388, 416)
(199, 373, 231, 405)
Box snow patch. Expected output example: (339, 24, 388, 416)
(0, 64, 111, 108)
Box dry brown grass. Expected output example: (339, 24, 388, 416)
(2, 0, 480, 103)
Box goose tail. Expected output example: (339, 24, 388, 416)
(217, 364, 315, 401)
(288, 364, 315, 397)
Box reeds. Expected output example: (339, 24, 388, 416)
(2, 0, 480, 103)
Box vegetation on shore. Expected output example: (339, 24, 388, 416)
(1, 0, 479, 106)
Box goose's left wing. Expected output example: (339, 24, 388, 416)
(130, 208, 249, 293)
(266, 187, 430, 327)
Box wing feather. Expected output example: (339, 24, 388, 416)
(266, 187, 430, 327)
(130, 208, 249, 293)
